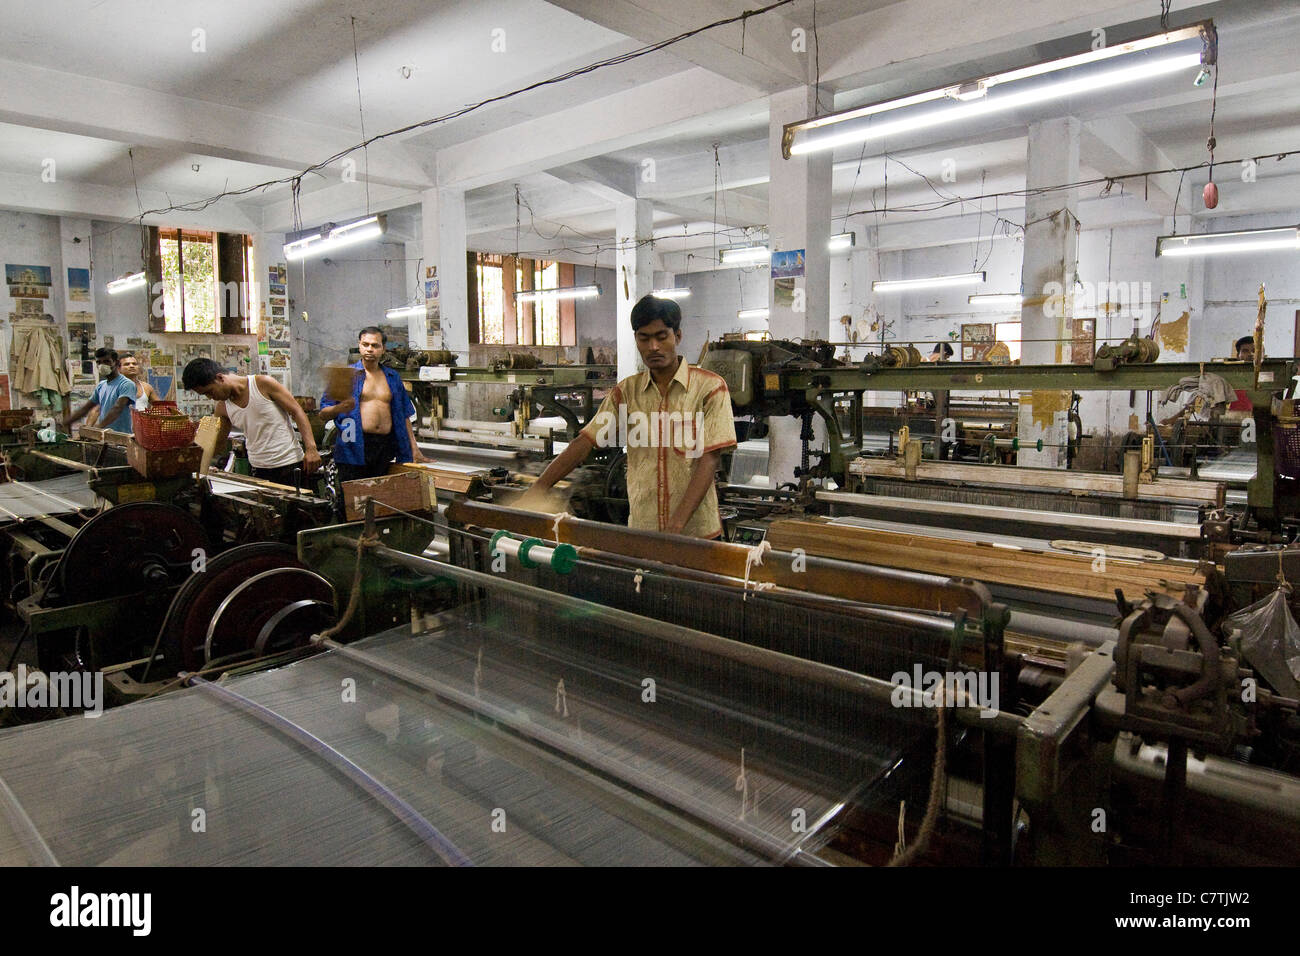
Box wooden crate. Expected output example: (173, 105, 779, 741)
(127, 440, 204, 479)
(343, 471, 432, 520)
(0, 409, 33, 430)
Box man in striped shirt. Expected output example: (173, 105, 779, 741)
(524, 295, 736, 538)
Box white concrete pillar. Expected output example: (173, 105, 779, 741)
(1018, 116, 1080, 467)
(767, 85, 832, 486)
(421, 186, 468, 415)
(616, 198, 654, 380)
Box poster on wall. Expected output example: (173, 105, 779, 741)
(177, 343, 212, 368)
(5, 265, 52, 299)
(268, 349, 290, 369)
(150, 373, 175, 402)
(268, 264, 286, 286)
(266, 316, 290, 350)
(67, 311, 96, 340)
(150, 350, 175, 369)
(961, 323, 995, 362)
(218, 344, 252, 374)
(0, 375, 10, 412)
(67, 268, 90, 302)
(770, 250, 805, 279)
(772, 277, 795, 308)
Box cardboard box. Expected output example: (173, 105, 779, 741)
(127, 440, 203, 478)
(343, 471, 432, 521)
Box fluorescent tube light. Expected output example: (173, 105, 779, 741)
(386, 304, 427, 320)
(784, 23, 1213, 157)
(652, 288, 691, 300)
(737, 308, 769, 320)
(829, 232, 856, 251)
(720, 245, 770, 265)
(106, 271, 146, 294)
(514, 284, 601, 303)
(1156, 226, 1300, 258)
(874, 272, 986, 293)
(284, 215, 386, 261)
(969, 293, 1024, 306)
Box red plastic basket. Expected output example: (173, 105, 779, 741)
(132, 401, 199, 451)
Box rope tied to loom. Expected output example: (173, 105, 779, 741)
(741, 539, 774, 600)
(889, 682, 948, 867)
(315, 531, 383, 643)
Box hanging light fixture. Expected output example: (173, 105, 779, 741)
(514, 284, 601, 303)
(1156, 226, 1300, 258)
(106, 271, 146, 294)
(874, 272, 986, 293)
(284, 215, 386, 261)
(783, 23, 1214, 157)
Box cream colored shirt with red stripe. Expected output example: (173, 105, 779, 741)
(580, 357, 737, 538)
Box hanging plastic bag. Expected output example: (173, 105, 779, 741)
(1222, 587, 1300, 698)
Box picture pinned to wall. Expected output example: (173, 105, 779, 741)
(101, 335, 114, 349)
(269, 283, 286, 298)
(266, 316, 289, 350)
(178, 397, 215, 419)
(257, 341, 269, 355)
(425, 266, 437, 279)
(218, 344, 251, 373)
(5, 265, 52, 299)
(150, 350, 175, 369)
(0, 375, 11, 412)
(66, 267, 90, 302)
(259, 355, 271, 373)
(425, 279, 439, 302)
(149, 373, 175, 402)
(961, 322, 995, 362)
(16, 299, 44, 315)
(269, 303, 285, 318)
(67, 314, 97, 343)
(268, 349, 290, 369)
(126, 336, 157, 350)
(178, 343, 212, 367)
(772, 277, 795, 308)
(770, 249, 805, 279)
(378, 324, 408, 349)
(268, 264, 286, 286)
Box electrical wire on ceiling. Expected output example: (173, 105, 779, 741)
(130, 0, 799, 223)
(351, 15, 371, 217)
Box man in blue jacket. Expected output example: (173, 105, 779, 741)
(319, 327, 429, 483)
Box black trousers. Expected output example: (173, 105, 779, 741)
(252, 461, 306, 487)
(335, 430, 398, 484)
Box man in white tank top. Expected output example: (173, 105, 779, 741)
(181, 358, 320, 486)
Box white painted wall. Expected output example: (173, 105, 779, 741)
(286, 237, 410, 400)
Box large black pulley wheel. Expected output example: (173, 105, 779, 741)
(157, 542, 336, 674)
(53, 502, 209, 606)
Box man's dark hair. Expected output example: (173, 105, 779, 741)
(1235, 335, 1254, 354)
(94, 347, 119, 365)
(182, 358, 223, 390)
(931, 342, 954, 359)
(630, 295, 681, 333)
(359, 326, 387, 344)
